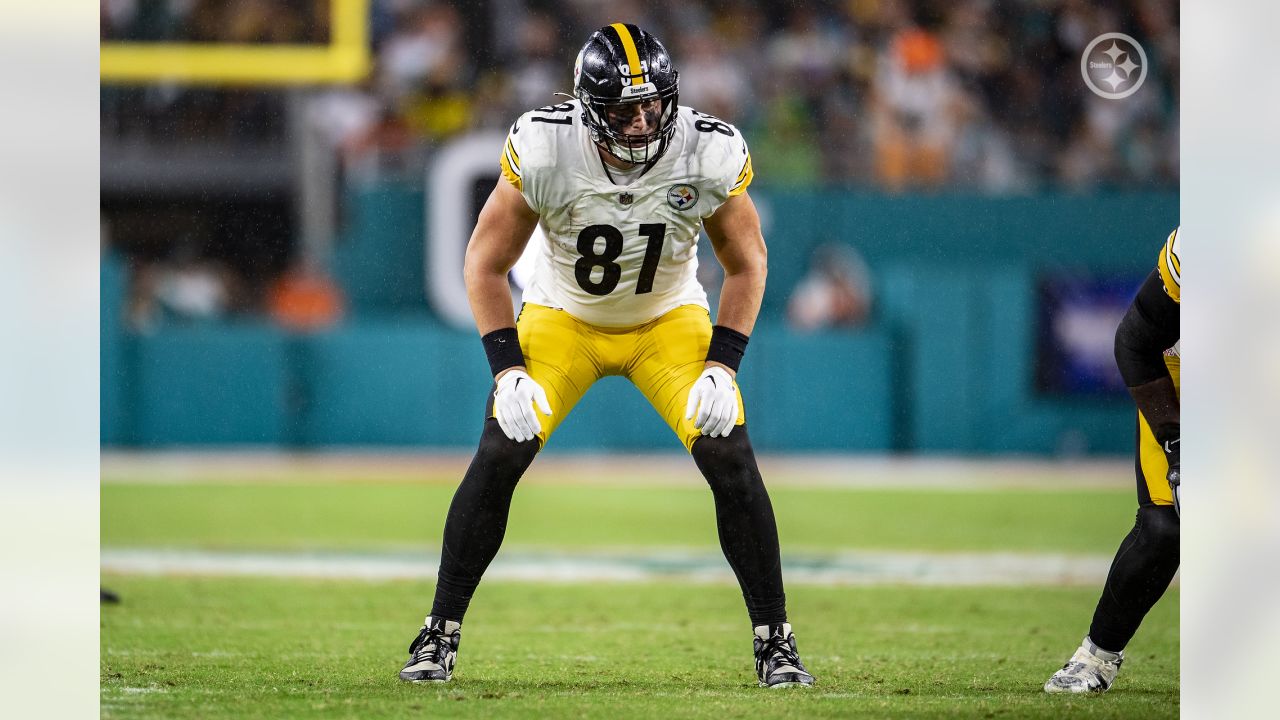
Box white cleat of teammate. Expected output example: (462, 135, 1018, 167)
(1044, 636, 1124, 693)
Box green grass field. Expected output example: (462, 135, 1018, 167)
(101, 462, 1178, 718)
(102, 482, 1139, 554)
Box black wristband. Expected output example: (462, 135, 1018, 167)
(481, 327, 525, 377)
(706, 325, 750, 372)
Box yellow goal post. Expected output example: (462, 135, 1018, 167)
(100, 0, 370, 86)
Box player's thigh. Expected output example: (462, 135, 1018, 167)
(628, 305, 746, 452)
(493, 304, 600, 445)
(1136, 414, 1174, 506)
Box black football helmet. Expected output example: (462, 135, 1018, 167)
(573, 23, 680, 166)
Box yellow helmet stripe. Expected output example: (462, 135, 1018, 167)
(610, 23, 643, 81)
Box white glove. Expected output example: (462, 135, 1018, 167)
(684, 365, 739, 438)
(493, 369, 552, 443)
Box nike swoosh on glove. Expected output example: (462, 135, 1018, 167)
(493, 370, 553, 443)
(685, 366, 739, 438)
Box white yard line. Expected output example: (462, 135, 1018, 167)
(100, 547, 1157, 587)
(100, 451, 1133, 490)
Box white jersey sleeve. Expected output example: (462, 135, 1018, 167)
(681, 109, 754, 217)
(498, 102, 581, 212)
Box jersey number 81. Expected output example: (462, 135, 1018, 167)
(575, 223, 666, 296)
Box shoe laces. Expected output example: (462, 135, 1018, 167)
(409, 625, 453, 664)
(1059, 660, 1093, 676)
(1060, 650, 1118, 678)
(760, 631, 803, 671)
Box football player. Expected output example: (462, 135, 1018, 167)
(1045, 227, 1181, 693)
(398, 23, 815, 689)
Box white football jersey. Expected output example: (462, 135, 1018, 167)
(498, 100, 753, 327)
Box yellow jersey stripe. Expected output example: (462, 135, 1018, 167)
(610, 23, 643, 80)
(729, 155, 754, 196)
(505, 137, 521, 168)
(502, 146, 521, 178)
(499, 152, 522, 191)
(733, 152, 752, 185)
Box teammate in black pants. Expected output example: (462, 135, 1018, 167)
(1045, 228, 1181, 693)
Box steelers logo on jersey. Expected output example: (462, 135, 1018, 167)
(666, 184, 699, 211)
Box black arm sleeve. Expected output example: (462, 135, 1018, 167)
(1114, 270, 1180, 387)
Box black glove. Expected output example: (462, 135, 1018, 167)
(1162, 438, 1180, 516)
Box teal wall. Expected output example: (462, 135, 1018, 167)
(332, 184, 429, 316)
(101, 189, 1177, 454)
(101, 253, 130, 445)
(96, 319, 896, 452)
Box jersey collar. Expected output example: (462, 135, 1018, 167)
(580, 114, 684, 190)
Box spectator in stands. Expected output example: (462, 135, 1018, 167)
(506, 11, 565, 113)
(101, 0, 1180, 194)
(267, 262, 345, 331)
(747, 94, 822, 188)
(787, 243, 874, 331)
(677, 29, 749, 123)
(870, 23, 968, 192)
(126, 252, 246, 332)
(100, 0, 1181, 324)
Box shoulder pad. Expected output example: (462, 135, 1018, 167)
(682, 107, 753, 196)
(500, 101, 580, 192)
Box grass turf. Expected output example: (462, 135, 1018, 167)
(102, 483, 1138, 554)
(101, 575, 1177, 719)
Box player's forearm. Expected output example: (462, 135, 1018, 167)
(464, 265, 517, 336)
(466, 266, 527, 380)
(463, 179, 538, 340)
(715, 268, 766, 336)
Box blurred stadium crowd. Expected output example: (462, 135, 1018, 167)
(102, 0, 1179, 193)
(99, 0, 1177, 328)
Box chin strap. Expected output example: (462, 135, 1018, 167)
(597, 137, 669, 181)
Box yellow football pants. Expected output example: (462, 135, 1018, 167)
(495, 303, 746, 451)
(1137, 357, 1181, 506)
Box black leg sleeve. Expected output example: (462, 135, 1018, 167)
(430, 419, 539, 622)
(1088, 505, 1180, 652)
(690, 426, 788, 627)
